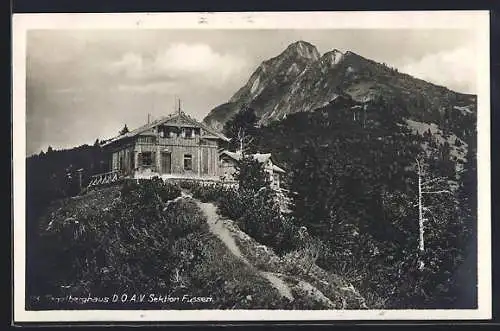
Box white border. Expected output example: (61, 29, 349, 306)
(12, 11, 491, 322)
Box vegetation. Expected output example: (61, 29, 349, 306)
(234, 155, 270, 191)
(29, 178, 368, 310)
(26, 143, 110, 302)
(222, 106, 259, 153)
(119, 124, 130, 135)
(184, 181, 299, 256)
(249, 95, 476, 308)
(29, 179, 300, 309)
(25, 90, 477, 310)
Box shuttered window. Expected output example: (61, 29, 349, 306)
(184, 154, 193, 171)
(139, 152, 154, 166)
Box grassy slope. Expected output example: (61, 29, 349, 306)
(215, 213, 368, 309)
(30, 183, 367, 310)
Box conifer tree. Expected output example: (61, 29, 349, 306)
(223, 106, 259, 152)
(119, 124, 129, 135)
(235, 155, 269, 192)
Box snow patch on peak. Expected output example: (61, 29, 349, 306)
(320, 50, 344, 67)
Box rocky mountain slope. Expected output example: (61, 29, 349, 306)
(204, 41, 320, 131)
(203, 40, 476, 136)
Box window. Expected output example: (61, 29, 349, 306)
(157, 126, 178, 138)
(185, 128, 194, 139)
(272, 173, 280, 188)
(160, 126, 176, 138)
(119, 156, 124, 170)
(184, 154, 193, 171)
(140, 152, 154, 166)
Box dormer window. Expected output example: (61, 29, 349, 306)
(158, 126, 179, 138)
(185, 128, 194, 139)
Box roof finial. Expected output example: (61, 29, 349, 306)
(176, 97, 181, 131)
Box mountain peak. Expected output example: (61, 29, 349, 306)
(319, 49, 344, 67)
(204, 43, 477, 131)
(283, 40, 320, 61)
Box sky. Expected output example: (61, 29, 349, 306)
(26, 29, 478, 156)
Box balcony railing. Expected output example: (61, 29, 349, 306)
(87, 170, 122, 187)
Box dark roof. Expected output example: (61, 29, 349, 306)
(102, 111, 230, 147)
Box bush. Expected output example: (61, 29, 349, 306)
(186, 180, 298, 256)
(235, 187, 289, 253)
(235, 155, 270, 191)
(121, 177, 181, 204)
(216, 187, 248, 221)
(32, 179, 202, 308)
(192, 183, 228, 204)
(185, 156, 286, 253)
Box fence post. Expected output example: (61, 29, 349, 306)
(76, 168, 84, 192)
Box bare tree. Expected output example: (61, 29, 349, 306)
(296, 226, 323, 274)
(237, 127, 254, 157)
(415, 157, 452, 270)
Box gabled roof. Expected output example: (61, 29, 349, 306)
(271, 164, 286, 174)
(102, 111, 230, 147)
(220, 151, 242, 161)
(220, 151, 286, 173)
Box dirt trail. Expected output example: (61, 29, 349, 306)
(197, 201, 249, 264)
(193, 197, 294, 302)
(259, 271, 294, 301)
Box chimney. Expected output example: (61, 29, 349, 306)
(148, 113, 151, 124)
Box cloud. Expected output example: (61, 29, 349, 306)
(53, 87, 79, 94)
(109, 52, 159, 81)
(115, 81, 180, 94)
(398, 43, 477, 94)
(108, 43, 249, 87)
(154, 43, 248, 81)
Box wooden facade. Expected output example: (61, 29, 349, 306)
(102, 110, 230, 181)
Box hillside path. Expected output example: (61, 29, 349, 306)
(184, 192, 294, 301)
(197, 200, 249, 264)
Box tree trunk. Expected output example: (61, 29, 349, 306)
(416, 158, 425, 271)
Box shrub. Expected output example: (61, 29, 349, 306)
(192, 183, 227, 203)
(121, 177, 181, 204)
(32, 180, 202, 308)
(184, 180, 298, 255)
(226, 187, 299, 255)
(235, 155, 270, 192)
(216, 187, 247, 221)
